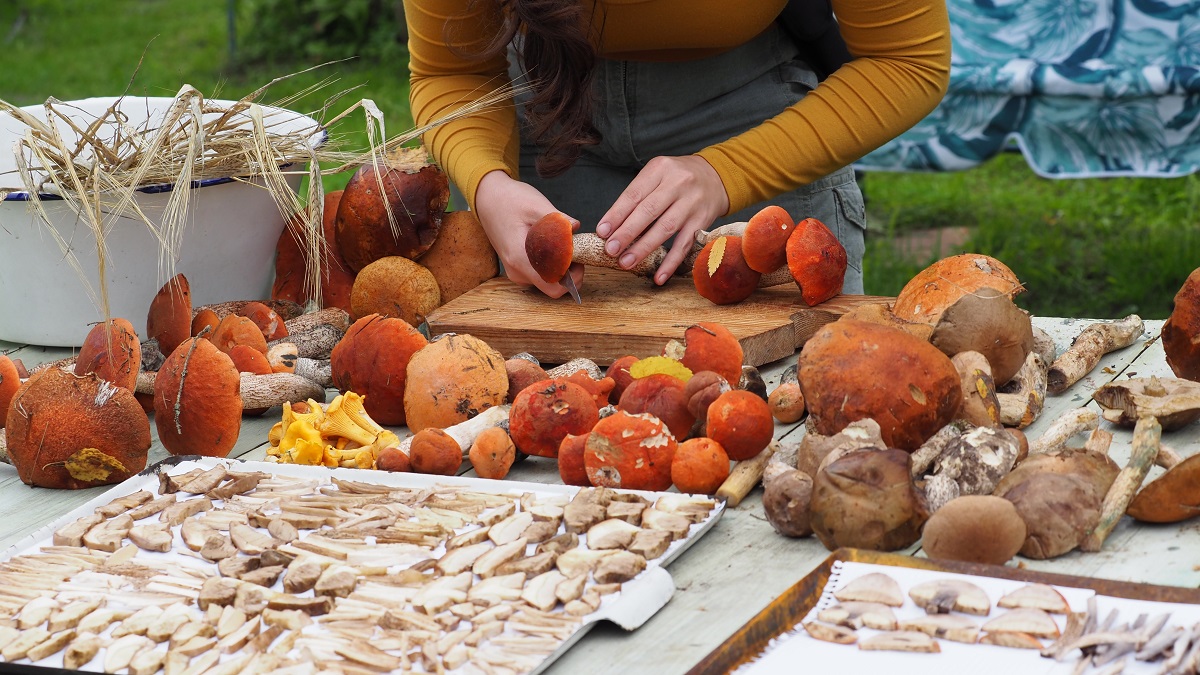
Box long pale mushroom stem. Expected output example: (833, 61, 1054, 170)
(1080, 415, 1160, 552)
(1047, 315, 1145, 394)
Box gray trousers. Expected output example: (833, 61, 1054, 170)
(468, 22, 867, 293)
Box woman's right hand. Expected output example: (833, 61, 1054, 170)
(474, 170, 583, 299)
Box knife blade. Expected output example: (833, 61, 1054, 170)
(561, 272, 582, 304)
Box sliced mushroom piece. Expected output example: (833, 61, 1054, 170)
(858, 630, 941, 653)
(447, 526, 491, 550)
(555, 574, 589, 605)
(1092, 376, 1200, 431)
(129, 523, 174, 552)
(818, 601, 899, 631)
(111, 605, 165, 638)
(586, 518, 642, 550)
(495, 551, 558, 577)
(654, 494, 718, 523)
(216, 606, 248, 638)
(640, 508, 692, 540)
(537, 532, 580, 556)
(145, 604, 193, 643)
(282, 559, 323, 594)
(802, 621, 858, 645)
(979, 632, 1045, 649)
(529, 502, 565, 523)
(198, 577, 241, 611)
(605, 501, 646, 525)
(522, 570, 569, 612)
(473, 537, 528, 578)
(908, 579, 991, 616)
(467, 572, 527, 606)
(201, 533, 239, 561)
(266, 518, 299, 544)
(126, 493, 177, 520)
(127, 645, 166, 675)
(181, 519, 217, 552)
(983, 607, 1061, 638)
(160, 496, 214, 526)
(218, 556, 262, 579)
(104, 634, 155, 672)
(628, 528, 673, 560)
(555, 548, 616, 578)
(230, 523, 277, 555)
(488, 511, 534, 545)
(997, 584, 1071, 614)
(334, 640, 403, 673)
(834, 573, 905, 608)
(265, 595, 332, 616)
(898, 614, 980, 643)
(314, 565, 358, 599)
(63, 631, 104, 670)
(17, 595, 58, 629)
(1, 626, 50, 661)
(179, 465, 230, 494)
(53, 513, 104, 547)
(48, 598, 104, 633)
(241, 565, 285, 588)
(564, 501, 608, 534)
(96, 490, 154, 517)
(593, 550, 647, 584)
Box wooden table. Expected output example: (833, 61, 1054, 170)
(0, 317, 1188, 674)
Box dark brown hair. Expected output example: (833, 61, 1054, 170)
(470, 0, 601, 178)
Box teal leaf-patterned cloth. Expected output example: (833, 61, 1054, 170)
(856, 0, 1200, 176)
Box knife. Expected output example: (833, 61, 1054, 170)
(561, 272, 582, 304)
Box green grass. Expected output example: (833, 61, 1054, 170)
(861, 153, 1200, 319)
(1, 0, 413, 194)
(6, 0, 1197, 319)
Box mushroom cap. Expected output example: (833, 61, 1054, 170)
(799, 318, 964, 451)
(1091, 376, 1200, 430)
(409, 428, 464, 475)
(584, 410, 677, 492)
(692, 236, 760, 305)
(469, 426, 517, 480)
(147, 273, 192, 355)
(0, 355, 18, 429)
(742, 205, 794, 273)
(272, 190, 356, 311)
(678, 322, 743, 387)
(238, 302, 288, 341)
(558, 433, 592, 486)
(211, 314, 268, 356)
(1164, 267, 1200, 381)
(154, 337, 243, 457)
(998, 471, 1101, 560)
(403, 332, 507, 433)
(74, 317, 141, 392)
(510, 379, 599, 458)
(335, 158, 449, 272)
(762, 467, 813, 537)
(525, 212, 575, 283)
(892, 253, 1022, 324)
(809, 448, 927, 552)
(929, 288, 1034, 385)
(785, 217, 847, 306)
(191, 308, 220, 339)
(6, 367, 150, 488)
(331, 314, 429, 426)
(349, 255, 442, 326)
(605, 356, 639, 402)
(618, 373, 694, 441)
(993, 447, 1119, 502)
(422, 210, 500, 303)
(670, 437, 731, 495)
(684, 370, 731, 421)
(705, 389, 774, 461)
(504, 358, 550, 403)
(921, 495, 1026, 565)
(1127, 452, 1200, 523)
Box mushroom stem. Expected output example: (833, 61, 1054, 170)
(397, 405, 511, 457)
(193, 299, 305, 322)
(268, 323, 344, 360)
(571, 233, 664, 277)
(1080, 415, 1161, 552)
(715, 441, 777, 507)
(545, 359, 603, 381)
(680, 222, 792, 288)
(1029, 408, 1100, 455)
(0, 428, 7, 465)
(136, 371, 326, 411)
(283, 307, 351, 335)
(294, 359, 332, 388)
(997, 352, 1048, 428)
(1157, 443, 1184, 470)
(1032, 326, 1057, 367)
(1047, 315, 1145, 395)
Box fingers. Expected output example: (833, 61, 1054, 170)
(597, 168, 665, 256)
(657, 229, 700, 285)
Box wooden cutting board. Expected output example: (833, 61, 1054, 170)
(426, 268, 891, 367)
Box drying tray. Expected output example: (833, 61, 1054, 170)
(687, 548, 1200, 675)
(0, 455, 725, 674)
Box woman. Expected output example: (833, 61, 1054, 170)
(404, 0, 951, 298)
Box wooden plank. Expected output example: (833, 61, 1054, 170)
(426, 268, 890, 367)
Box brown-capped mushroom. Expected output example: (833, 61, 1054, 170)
(810, 448, 928, 551)
(892, 253, 1023, 325)
(421, 210, 501, 303)
(330, 314, 428, 426)
(349, 255, 442, 326)
(693, 236, 760, 305)
(929, 287, 1034, 385)
(921, 495, 1026, 565)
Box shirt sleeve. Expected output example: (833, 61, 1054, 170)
(696, 0, 952, 215)
(404, 0, 519, 211)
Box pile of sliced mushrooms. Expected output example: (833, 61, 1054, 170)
(0, 462, 717, 673)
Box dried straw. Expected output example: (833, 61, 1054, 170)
(0, 69, 521, 324)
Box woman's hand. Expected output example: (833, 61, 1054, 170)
(474, 170, 584, 298)
(596, 155, 729, 285)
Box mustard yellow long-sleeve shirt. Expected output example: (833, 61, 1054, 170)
(404, 0, 951, 214)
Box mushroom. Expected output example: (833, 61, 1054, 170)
(908, 579, 991, 615)
(211, 314, 269, 357)
(1047, 315, 1145, 394)
(802, 622, 858, 645)
(404, 332, 508, 433)
(982, 608, 1061, 638)
(1092, 376, 1200, 430)
(998, 470, 1109, 559)
(666, 322, 744, 388)
(1126, 444, 1200, 523)
(706, 389, 774, 460)
(586, 518, 641, 550)
(768, 364, 806, 423)
(335, 153, 448, 272)
(762, 468, 813, 538)
(605, 355, 639, 401)
(898, 614, 981, 643)
(469, 426, 517, 479)
(505, 356, 549, 403)
(741, 205, 795, 274)
(349, 255, 442, 326)
(930, 426, 1020, 496)
(785, 217, 848, 306)
(998, 584, 1071, 614)
(858, 631, 940, 653)
(421, 210, 501, 303)
(670, 437, 730, 495)
(809, 448, 928, 552)
(920, 495, 1026, 565)
(928, 287, 1034, 385)
(834, 573, 905, 607)
(558, 433, 591, 487)
(510, 379, 600, 458)
(799, 318, 963, 451)
(237, 301, 289, 341)
(1080, 414, 1161, 551)
(584, 410, 677, 492)
(683, 370, 731, 435)
(892, 253, 1023, 325)
(147, 273, 193, 355)
(330, 314, 429, 426)
(272, 190, 356, 312)
(74, 317, 142, 392)
(0, 355, 19, 430)
(797, 418, 887, 479)
(818, 602, 899, 631)
(408, 428, 465, 475)
(526, 211, 577, 286)
(950, 350, 1001, 428)
(618, 373, 694, 441)
(153, 337, 243, 457)
(692, 235, 761, 305)
(5, 367, 150, 489)
(996, 351, 1049, 428)
(1163, 267, 1200, 381)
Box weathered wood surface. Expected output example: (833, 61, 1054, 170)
(426, 267, 891, 367)
(0, 316, 1189, 675)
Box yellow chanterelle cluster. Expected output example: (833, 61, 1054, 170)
(265, 391, 398, 469)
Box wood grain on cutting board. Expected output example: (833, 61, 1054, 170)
(426, 268, 891, 366)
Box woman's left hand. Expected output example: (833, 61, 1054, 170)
(596, 155, 729, 285)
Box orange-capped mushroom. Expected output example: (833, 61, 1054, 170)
(671, 437, 730, 494)
(210, 314, 269, 356)
(509, 379, 599, 458)
(336, 158, 448, 272)
(606, 355, 639, 402)
(331, 314, 429, 426)
(147, 274, 192, 355)
(584, 410, 676, 491)
(409, 428, 463, 475)
(238, 301, 288, 341)
(505, 357, 549, 403)
(0, 355, 19, 429)
(470, 427, 517, 480)
(74, 318, 141, 392)
(706, 390, 774, 461)
(675, 322, 743, 386)
(1163, 267, 1200, 381)
(891, 253, 1022, 324)
(786, 217, 847, 306)
(526, 212, 575, 284)
(742, 205, 794, 274)
(693, 235, 760, 305)
(153, 337, 242, 458)
(403, 333, 507, 433)
(558, 433, 591, 487)
(191, 308, 220, 338)
(618, 373, 695, 441)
